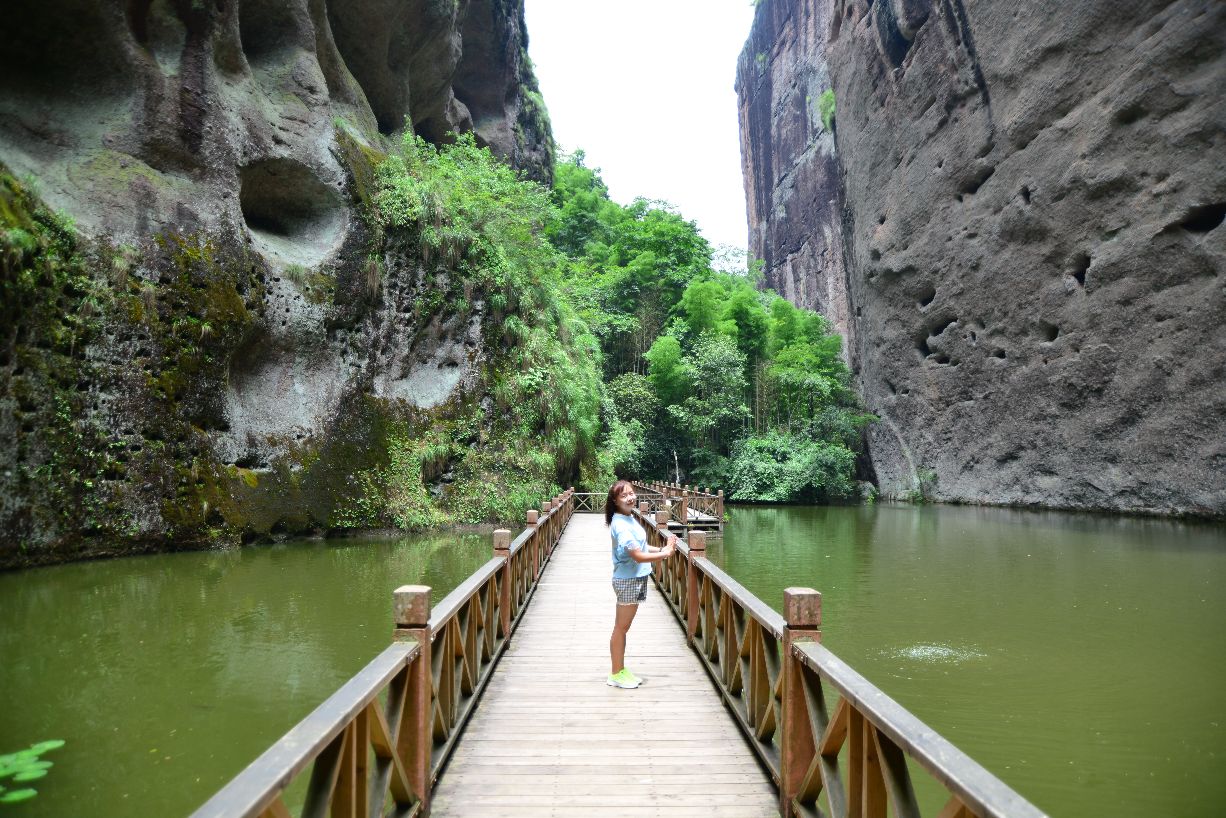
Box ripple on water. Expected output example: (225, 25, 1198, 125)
(884, 643, 989, 663)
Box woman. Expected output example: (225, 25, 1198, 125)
(605, 480, 676, 689)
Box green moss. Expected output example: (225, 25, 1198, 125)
(334, 126, 388, 220)
(0, 163, 270, 565)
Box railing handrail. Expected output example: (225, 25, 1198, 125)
(638, 480, 724, 500)
(794, 642, 1045, 818)
(692, 555, 785, 638)
(192, 641, 420, 818)
(192, 488, 578, 818)
(631, 505, 1047, 818)
(427, 556, 505, 631)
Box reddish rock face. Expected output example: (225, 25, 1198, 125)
(739, 0, 1226, 516)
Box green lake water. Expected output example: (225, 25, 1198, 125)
(0, 532, 494, 817)
(1, 505, 1223, 816)
(707, 505, 1226, 817)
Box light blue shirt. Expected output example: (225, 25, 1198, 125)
(610, 513, 652, 579)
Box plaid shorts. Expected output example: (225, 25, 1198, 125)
(612, 575, 649, 605)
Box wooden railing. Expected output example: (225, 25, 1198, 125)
(573, 491, 602, 512)
(633, 505, 1047, 818)
(192, 489, 576, 818)
(639, 481, 725, 529)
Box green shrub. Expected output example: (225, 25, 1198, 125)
(818, 89, 836, 132)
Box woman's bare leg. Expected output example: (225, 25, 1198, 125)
(610, 603, 639, 674)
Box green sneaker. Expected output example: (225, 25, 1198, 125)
(606, 669, 641, 689)
(623, 669, 644, 685)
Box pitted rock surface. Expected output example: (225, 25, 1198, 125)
(0, 0, 554, 562)
(740, 0, 1226, 516)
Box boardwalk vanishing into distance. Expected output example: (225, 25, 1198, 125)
(193, 490, 1047, 818)
(430, 512, 777, 817)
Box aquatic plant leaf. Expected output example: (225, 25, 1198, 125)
(12, 771, 47, 782)
(0, 788, 38, 803)
(30, 740, 64, 753)
(26, 761, 53, 771)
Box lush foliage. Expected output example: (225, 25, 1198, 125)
(547, 153, 870, 501)
(363, 133, 605, 525)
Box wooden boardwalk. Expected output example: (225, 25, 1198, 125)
(431, 512, 778, 817)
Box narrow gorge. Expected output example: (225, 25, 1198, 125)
(738, 0, 1225, 516)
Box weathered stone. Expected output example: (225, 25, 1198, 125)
(0, 0, 557, 566)
(739, 0, 1226, 517)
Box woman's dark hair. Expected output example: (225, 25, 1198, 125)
(604, 480, 634, 525)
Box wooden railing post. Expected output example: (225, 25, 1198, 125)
(718, 489, 724, 522)
(393, 585, 432, 813)
(685, 531, 705, 645)
(541, 501, 552, 556)
(781, 587, 822, 818)
(679, 492, 689, 527)
(526, 509, 540, 578)
(493, 529, 512, 637)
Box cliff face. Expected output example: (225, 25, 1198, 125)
(0, 0, 562, 566)
(737, 0, 852, 345)
(739, 0, 1226, 516)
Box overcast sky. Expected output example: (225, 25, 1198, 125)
(524, 1, 756, 253)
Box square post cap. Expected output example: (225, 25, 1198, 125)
(394, 585, 431, 628)
(784, 588, 822, 628)
(655, 510, 669, 525)
(638, 501, 649, 513)
(526, 509, 539, 525)
(493, 529, 511, 552)
(688, 531, 706, 551)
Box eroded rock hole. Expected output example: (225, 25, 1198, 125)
(1, 0, 135, 97)
(1179, 202, 1226, 233)
(1020, 186, 1031, 204)
(1068, 252, 1090, 286)
(874, 0, 922, 68)
(1114, 104, 1146, 125)
(929, 316, 957, 337)
(239, 159, 345, 267)
(917, 283, 936, 308)
(960, 164, 996, 196)
(239, 0, 302, 65)
(1038, 321, 1060, 342)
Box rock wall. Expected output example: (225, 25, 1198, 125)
(739, 0, 1226, 516)
(0, 0, 560, 567)
(737, 0, 853, 349)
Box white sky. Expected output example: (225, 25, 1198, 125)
(524, 0, 756, 253)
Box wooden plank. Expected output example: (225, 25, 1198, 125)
(430, 513, 777, 816)
(429, 806, 778, 817)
